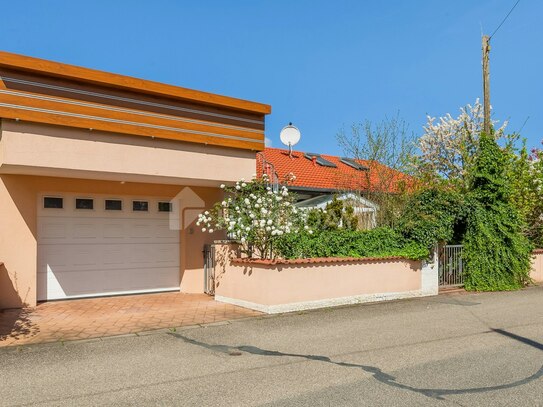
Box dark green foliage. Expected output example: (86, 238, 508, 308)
(463, 204, 531, 290)
(462, 133, 532, 291)
(276, 227, 429, 261)
(396, 188, 467, 248)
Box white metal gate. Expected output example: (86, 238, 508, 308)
(439, 245, 464, 287)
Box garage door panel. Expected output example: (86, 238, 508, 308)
(38, 220, 68, 241)
(131, 222, 155, 239)
(102, 267, 180, 292)
(72, 222, 100, 239)
(37, 194, 181, 301)
(103, 223, 126, 239)
(102, 245, 129, 265)
(40, 244, 179, 271)
(37, 246, 70, 272)
(128, 244, 155, 265)
(154, 220, 179, 239)
(155, 244, 181, 265)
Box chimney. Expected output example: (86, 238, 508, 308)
(312, 156, 317, 166)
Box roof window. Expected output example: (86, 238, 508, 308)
(304, 153, 337, 168)
(340, 157, 369, 171)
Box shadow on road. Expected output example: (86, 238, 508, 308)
(170, 328, 543, 401)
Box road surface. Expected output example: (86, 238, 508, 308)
(1, 287, 542, 406)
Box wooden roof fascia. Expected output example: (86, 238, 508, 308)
(0, 51, 271, 115)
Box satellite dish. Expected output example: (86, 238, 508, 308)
(280, 122, 301, 157)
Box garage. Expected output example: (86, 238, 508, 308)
(37, 194, 180, 301)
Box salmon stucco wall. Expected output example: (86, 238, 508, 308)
(0, 120, 256, 187)
(0, 174, 223, 309)
(213, 243, 438, 314)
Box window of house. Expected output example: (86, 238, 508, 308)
(158, 202, 172, 212)
(44, 197, 63, 209)
(133, 201, 149, 212)
(75, 198, 94, 210)
(105, 199, 122, 211)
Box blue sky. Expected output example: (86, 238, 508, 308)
(1, 1, 540, 155)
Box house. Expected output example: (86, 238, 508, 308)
(295, 193, 379, 229)
(258, 147, 411, 228)
(0, 51, 270, 309)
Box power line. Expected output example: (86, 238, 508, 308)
(489, 0, 521, 40)
(518, 116, 530, 134)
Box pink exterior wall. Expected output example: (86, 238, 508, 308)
(214, 244, 430, 313)
(531, 251, 543, 283)
(0, 120, 256, 187)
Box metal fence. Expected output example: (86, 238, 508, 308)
(203, 244, 215, 295)
(439, 245, 464, 287)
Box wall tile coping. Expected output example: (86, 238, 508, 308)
(230, 256, 408, 266)
(533, 249, 543, 254)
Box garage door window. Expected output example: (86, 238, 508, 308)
(76, 198, 94, 210)
(133, 201, 148, 212)
(105, 199, 122, 211)
(158, 202, 172, 212)
(44, 197, 63, 209)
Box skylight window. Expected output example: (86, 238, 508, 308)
(340, 157, 369, 171)
(304, 153, 337, 168)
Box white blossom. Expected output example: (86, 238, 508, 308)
(418, 98, 508, 184)
(195, 173, 309, 259)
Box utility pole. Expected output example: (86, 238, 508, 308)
(482, 35, 491, 134)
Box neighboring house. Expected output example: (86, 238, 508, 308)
(258, 147, 410, 228)
(0, 51, 270, 309)
(295, 193, 379, 229)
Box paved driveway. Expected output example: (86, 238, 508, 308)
(0, 292, 261, 346)
(1, 287, 542, 406)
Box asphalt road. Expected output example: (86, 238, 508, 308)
(1, 287, 543, 406)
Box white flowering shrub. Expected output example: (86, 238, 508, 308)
(197, 173, 309, 260)
(416, 99, 508, 186)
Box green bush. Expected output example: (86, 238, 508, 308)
(396, 188, 467, 248)
(275, 227, 429, 260)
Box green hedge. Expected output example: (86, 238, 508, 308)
(275, 227, 429, 261)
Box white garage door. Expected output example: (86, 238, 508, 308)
(37, 194, 180, 301)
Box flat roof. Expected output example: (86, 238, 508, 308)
(0, 51, 271, 115)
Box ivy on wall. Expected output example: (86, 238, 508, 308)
(462, 134, 532, 290)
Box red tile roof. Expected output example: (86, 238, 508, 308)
(258, 147, 411, 193)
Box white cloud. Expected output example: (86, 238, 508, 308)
(265, 137, 273, 147)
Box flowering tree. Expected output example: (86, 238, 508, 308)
(197, 174, 310, 260)
(416, 99, 508, 188)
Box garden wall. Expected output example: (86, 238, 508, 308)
(213, 243, 439, 314)
(531, 250, 543, 283)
